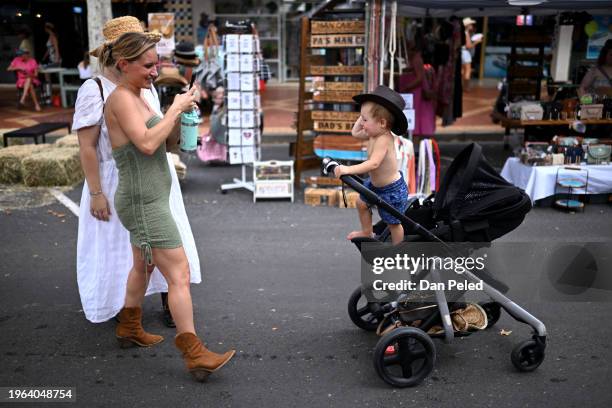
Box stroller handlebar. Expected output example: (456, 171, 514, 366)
(321, 158, 380, 204)
(321, 157, 338, 176)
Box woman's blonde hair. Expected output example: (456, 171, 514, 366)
(98, 31, 159, 70)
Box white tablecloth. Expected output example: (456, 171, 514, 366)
(501, 158, 612, 202)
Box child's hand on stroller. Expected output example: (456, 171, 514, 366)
(334, 165, 347, 178)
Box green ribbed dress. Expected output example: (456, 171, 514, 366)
(112, 115, 182, 264)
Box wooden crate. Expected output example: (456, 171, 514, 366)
(304, 187, 339, 206)
(337, 190, 360, 208)
(305, 176, 343, 187)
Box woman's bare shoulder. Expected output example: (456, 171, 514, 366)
(105, 87, 135, 109)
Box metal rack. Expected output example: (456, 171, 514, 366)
(553, 166, 589, 212)
(219, 22, 263, 196)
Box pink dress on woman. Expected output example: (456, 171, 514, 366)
(399, 65, 436, 137)
(11, 57, 40, 88)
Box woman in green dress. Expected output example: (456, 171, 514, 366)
(102, 32, 234, 382)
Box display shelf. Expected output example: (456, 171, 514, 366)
(553, 167, 589, 212)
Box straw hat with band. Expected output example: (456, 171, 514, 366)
(463, 17, 477, 27)
(90, 16, 161, 58)
(154, 66, 188, 87)
(353, 85, 408, 136)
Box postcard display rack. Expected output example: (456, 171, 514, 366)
(220, 31, 262, 194)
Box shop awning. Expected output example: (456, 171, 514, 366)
(396, 0, 612, 16)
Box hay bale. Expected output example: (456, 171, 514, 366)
(54, 133, 80, 148)
(21, 147, 83, 186)
(0, 144, 51, 184)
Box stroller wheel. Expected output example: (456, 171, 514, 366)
(480, 302, 502, 329)
(511, 339, 545, 372)
(373, 327, 436, 388)
(348, 285, 386, 331)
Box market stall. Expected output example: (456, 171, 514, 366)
(293, 0, 611, 195)
(501, 157, 612, 203)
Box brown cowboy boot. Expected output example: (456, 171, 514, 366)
(174, 332, 235, 382)
(115, 307, 164, 348)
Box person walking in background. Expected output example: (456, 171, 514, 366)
(196, 13, 209, 45)
(43, 22, 61, 67)
(102, 31, 234, 381)
(461, 17, 481, 92)
(7, 48, 42, 112)
(41, 22, 61, 105)
(73, 16, 201, 331)
(77, 51, 92, 82)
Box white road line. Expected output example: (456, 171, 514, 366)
(48, 188, 80, 217)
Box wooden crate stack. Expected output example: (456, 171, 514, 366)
(303, 176, 359, 208)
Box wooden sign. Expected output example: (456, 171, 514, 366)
(314, 120, 354, 133)
(313, 90, 355, 103)
(309, 65, 364, 75)
(311, 20, 365, 34)
(311, 111, 360, 121)
(314, 134, 367, 150)
(307, 55, 325, 66)
(312, 81, 363, 92)
(310, 34, 365, 48)
(297, 140, 315, 156)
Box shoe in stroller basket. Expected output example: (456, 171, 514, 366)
(322, 143, 546, 388)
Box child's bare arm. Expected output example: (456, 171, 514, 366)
(334, 136, 387, 177)
(351, 116, 368, 140)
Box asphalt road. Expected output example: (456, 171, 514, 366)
(1, 143, 611, 408)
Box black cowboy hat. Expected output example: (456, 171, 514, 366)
(353, 85, 408, 135)
(174, 40, 196, 58)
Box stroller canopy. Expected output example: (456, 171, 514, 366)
(433, 143, 531, 241)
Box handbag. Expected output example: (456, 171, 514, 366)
(587, 144, 611, 165)
(421, 64, 437, 101)
(197, 134, 227, 162)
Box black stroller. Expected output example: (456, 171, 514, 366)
(323, 143, 546, 387)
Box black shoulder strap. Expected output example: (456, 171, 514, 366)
(94, 77, 104, 102)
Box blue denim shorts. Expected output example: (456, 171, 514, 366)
(360, 174, 408, 225)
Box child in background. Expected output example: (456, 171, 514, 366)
(334, 85, 409, 245)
